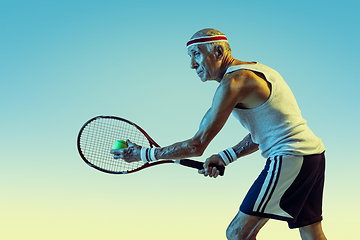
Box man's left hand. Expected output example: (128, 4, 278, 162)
(198, 154, 226, 178)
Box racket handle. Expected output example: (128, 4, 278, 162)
(179, 159, 225, 176)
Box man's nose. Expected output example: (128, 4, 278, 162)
(190, 58, 198, 69)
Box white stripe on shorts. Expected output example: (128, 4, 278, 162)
(252, 156, 304, 219)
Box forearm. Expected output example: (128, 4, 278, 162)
(154, 138, 204, 160)
(217, 133, 258, 166)
(233, 133, 259, 158)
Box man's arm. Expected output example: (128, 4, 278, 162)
(199, 133, 259, 178)
(154, 71, 256, 160)
(113, 70, 255, 162)
(233, 133, 259, 158)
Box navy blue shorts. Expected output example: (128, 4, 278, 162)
(240, 152, 325, 229)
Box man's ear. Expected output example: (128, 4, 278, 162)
(214, 45, 224, 61)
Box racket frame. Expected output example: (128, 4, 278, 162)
(77, 116, 225, 175)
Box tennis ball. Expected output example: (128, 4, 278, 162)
(112, 140, 128, 149)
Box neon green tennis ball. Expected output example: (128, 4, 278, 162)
(112, 140, 128, 149)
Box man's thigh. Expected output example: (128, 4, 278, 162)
(226, 211, 269, 240)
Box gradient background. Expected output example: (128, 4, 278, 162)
(1, 0, 359, 239)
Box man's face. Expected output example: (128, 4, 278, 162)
(187, 44, 218, 82)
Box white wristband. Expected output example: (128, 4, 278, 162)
(150, 148, 157, 161)
(140, 147, 157, 163)
(218, 147, 237, 166)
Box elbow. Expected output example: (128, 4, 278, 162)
(187, 138, 206, 157)
(193, 147, 205, 157)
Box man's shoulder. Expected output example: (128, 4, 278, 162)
(222, 68, 259, 88)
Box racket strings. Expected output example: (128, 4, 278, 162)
(79, 117, 150, 173)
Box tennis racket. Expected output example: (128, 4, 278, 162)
(77, 116, 225, 175)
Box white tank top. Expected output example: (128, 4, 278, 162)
(227, 63, 325, 159)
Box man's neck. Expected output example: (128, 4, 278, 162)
(216, 56, 236, 82)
